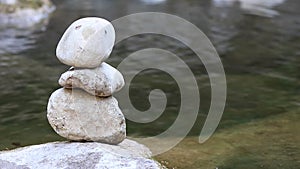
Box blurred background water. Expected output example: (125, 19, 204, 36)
(0, 0, 299, 168)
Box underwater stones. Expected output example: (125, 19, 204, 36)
(56, 17, 115, 68)
(47, 17, 125, 145)
(58, 62, 124, 97)
(47, 88, 126, 144)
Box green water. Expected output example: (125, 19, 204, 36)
(0, 0, 299, 168)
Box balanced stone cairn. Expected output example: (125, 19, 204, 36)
(47, 17, 126, 145)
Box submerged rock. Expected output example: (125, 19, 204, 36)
(59, 62, 125, 97)
(0, 0, 54, 54)
(47, 88, 126, 144)
(0, 0, 55, 28)
(0, 139, 162, 169)
(56, 17, 115, 68)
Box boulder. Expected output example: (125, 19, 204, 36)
(59, 62, 124, 97)
(56, 17, 115, 68)
(0, 139, 163, 169)
(47, 88, 126, 144)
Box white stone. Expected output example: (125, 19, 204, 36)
(47, 88, 126, 144)
(56, 17, 115, 68)
(0, 140, 163, 169)
(59, 62, 124, 97)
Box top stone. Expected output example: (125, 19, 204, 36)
(56, 17, 115, 68)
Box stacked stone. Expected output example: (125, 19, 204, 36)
(47, 17, 126, 145)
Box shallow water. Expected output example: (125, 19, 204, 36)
(0, 0, 299, 168)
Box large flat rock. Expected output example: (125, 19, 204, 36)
(0, 139, 163, 169)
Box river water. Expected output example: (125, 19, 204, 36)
(0, 0, 299, 168)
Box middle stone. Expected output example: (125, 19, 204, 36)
(59, 62, 125, 97)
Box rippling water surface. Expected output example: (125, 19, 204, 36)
(0, 0, 299, 168)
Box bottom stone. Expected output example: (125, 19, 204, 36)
(47, 88, 126, 144)
(0, 139, 163, 169)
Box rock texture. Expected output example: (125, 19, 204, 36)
(47, 88, 126, 144)
(0, 139, 162, 169)
(59, 62, 125, 97)
(56, 17, 115, 68)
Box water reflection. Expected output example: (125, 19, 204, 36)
(0, 12, 52, 54)
(140, 0, 166, 5)
(0, 27, 42, 54)
(212, 0, 286, 17)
